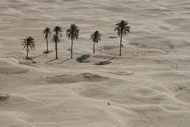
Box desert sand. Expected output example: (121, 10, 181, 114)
(0, 0, 190, 127)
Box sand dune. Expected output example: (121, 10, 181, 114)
(46, 73, 108, 84)
(0, 0, 190, 127)
(0, 59, 29, 74)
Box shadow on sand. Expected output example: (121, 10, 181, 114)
(45, 58, 57, 63)
(76, 54, 90, 63)
(95, 57, 115, 65)
(32, 50, 53, 59)
(57, 58, 70, 64)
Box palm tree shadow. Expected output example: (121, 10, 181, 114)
(57, 58, 70, 64)
(32, 50, 54, 59)
(95, 56, 116, 65)
(43, 50, 53, 54)
(45, 58, 57, 63)
(32, 54, 45, 59)
(24, 57, 37, 63)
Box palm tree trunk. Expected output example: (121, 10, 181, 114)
(119, 34, 123, 56)
(46, 38, 49, 54)
(71, 39, 73, 59)
(93, 42, 95, 54)
(55, 41, 58, 59)
(26, 45, 29, 59)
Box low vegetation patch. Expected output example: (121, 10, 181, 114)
(76, 54, 90, 63)
(0, 93, 10, 102)
(46, 72, 108, 84)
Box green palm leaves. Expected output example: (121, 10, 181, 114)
(43, 27, 51, 54)
(21, 36, 35, 59)
(114, 20, 130, 56)
(90, 31, 102, 54)
(66, 24, 79, 59)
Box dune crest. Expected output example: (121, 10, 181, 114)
(0, 0, 190, 127)
(46, 73, 108, 84)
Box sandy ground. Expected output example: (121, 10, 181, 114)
(0, 0, 190, 127)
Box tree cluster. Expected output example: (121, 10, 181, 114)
(22, 20, 130, 60)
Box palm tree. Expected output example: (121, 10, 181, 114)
(52, 34, 60, 59)
(53, 26, 62, 59)
(43, 27, 51, 54)
(21, 36, 35, 59)
(90, 30, 102, 54)
(66, 24, 79, 59)
(114, 20, 130, 56)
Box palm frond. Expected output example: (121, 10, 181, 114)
(114, 20, 130, 36)
(90, 30, 102, 43)
(21, 36, 35, 50)
(66, 24, 79, 40)
(21, 36, 35, 59)
(52, 34, 60, 43)
(43, 27, 51, 39)
(54, 26, 62, 35)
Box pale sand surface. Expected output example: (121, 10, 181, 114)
(0, 0, 190, 127)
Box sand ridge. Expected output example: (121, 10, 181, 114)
(0, 0, 190, 127)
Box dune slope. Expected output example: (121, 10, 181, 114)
(0, 0, 190, 127)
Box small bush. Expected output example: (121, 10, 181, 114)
(76, 54, 90, 63)
(0, 93, 10, 102)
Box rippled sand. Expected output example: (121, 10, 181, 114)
(0, 0, 190, 127)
